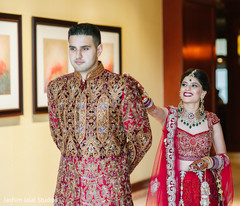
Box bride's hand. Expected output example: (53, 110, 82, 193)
(188, 158, 208, 171)
(123, 73, 154, 109)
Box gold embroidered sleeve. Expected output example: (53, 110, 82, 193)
(47, 81, 64, 152)
(121, 79, 152, 173)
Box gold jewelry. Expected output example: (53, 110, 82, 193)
(202, 156, 213, 169)
(141, 91, 153, 108)
(216, 177, 223, 201)
(200, 180, 210, 206)
(200, 98, 205, 116)
(188, 69, 197, 81)
(178, 106, 206, 129)
(195, 170, 211, 206)
(197, 161, 204, 168)
(178, 99, 184, 113)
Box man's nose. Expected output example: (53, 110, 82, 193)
(76, 49, 82, 58)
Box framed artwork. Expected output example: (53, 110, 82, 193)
(32, 17, 77, 114)
(0, 13, 23, 117)
(97, 25, 122, 75)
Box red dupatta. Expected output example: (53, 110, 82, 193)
(146, 106, 180, 206)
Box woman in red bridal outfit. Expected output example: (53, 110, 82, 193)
(126, 69, 233, 206)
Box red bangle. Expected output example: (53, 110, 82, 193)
(143, 97, 153, 108)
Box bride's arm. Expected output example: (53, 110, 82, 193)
(123, 73, 168, 126)
(147, 104, 168, 126)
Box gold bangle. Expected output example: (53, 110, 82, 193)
(202, 156, 213, 169)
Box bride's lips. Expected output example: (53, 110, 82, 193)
(183, 92, 193, 97)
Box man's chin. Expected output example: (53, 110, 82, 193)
(74, 67, 88, 72)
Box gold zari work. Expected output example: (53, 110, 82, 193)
(47, 62, 152, 205)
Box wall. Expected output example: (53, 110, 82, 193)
(0, 0, 163, 205)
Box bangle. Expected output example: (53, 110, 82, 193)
(211, 155, 224, 169)
(141, 91, 153, 109)
(143, 97, 153, 108)
(202, 156, 213, 169)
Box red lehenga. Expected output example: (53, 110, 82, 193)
(146, 106, 233, 206)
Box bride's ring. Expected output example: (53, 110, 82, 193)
(197, 162, 203, 168)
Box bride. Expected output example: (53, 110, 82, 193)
(126, 69, 233, 206)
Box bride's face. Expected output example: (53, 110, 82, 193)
(180, 76, 207, 104)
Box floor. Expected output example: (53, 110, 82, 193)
(132, 152, 240, 206)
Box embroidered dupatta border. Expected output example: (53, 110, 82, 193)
(165, 106, 178, 205)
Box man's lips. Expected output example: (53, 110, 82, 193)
(75, 60, 84, 65)
(183, 92, 193, 97)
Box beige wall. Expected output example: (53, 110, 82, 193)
(0, 0, 163, 205)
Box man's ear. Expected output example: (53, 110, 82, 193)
(97, 44, 103, 57)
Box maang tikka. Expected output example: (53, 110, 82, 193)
(188, 69, 197, 82)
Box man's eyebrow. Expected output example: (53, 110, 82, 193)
(69, 45, 91, 48)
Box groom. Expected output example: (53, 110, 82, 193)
(47, 23, 152, 205)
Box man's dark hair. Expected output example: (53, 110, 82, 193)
(68, 23, 101, 46)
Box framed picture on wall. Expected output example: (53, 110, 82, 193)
(97, 25, 122, 75)
(32, 17, 77, 114)
(0, 13, 23, 117)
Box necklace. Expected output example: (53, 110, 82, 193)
(178, 107, 206, 129)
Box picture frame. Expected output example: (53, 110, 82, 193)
(97, 25, 122, 75)
(32, 17, 77, 114)
(0, 13, 23, 117)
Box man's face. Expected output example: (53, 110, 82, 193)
(68, 35, 102, 73)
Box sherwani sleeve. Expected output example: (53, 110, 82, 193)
(121, 79, 152, 174)
(47, 81, 64, 152)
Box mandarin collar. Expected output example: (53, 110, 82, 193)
(74, 61, 105, 81)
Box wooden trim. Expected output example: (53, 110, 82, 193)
(31, 17, 77, 114)
(0, 13, 23, 117)
(184, 0, 216, 6)
(163, 0, 184, 107)
(131, 178, 150, 193)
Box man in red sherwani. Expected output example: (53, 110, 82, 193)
(47, 23, 152, 205)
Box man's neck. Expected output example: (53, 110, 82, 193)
(81, 62, 99, 81)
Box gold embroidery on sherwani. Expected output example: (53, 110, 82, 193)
(125, 138, 136, 164)
(66, 137, 78, 157)
(88, 78, 103, 99)
(108, 77, 125, 100)
(47, 62, 152, 205)
(97, 94, 109, 144)
(135, 131, 149, 150)
(83, 138, 100, 157)
(106, 137, 121, 156)
(76, 94, 87, 144)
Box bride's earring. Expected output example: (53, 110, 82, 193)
(199, 98, 205, 116)
(178, 99, 184, 113)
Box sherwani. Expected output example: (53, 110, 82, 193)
(47, 62, 152, 205)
